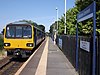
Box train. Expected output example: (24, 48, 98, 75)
(3, 21, 45, 58)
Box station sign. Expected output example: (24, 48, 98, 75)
(76, 2, 96, 75)
(80, 40, 90, 52)
(77, 2, 94, 22)
(59, 38, 62, 49)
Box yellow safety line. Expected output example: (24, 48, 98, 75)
(15, 38, 47, 75)
(35, 37, 49, 75)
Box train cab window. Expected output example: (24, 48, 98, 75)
(6, 26, 15, 37)
(6, 25, 32, 39)
(16, 26, 22, 37)
(23, 26, 32, 38)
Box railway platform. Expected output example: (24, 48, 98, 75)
(15, 37, 78, 75)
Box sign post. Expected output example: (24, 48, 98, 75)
(76, 1, 96, 75)
(93, 1, 96, 75)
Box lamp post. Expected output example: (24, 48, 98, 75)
(64, 0, 66, 34)
(54, 7, 58, 45)
(56, 7, 58, 32)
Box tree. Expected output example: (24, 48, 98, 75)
(50, 0, 100, 35)
(58, 16, 65, 34)
(66, 7, 78, 35)
(75, 0, 100, 35)
(49, 21, 57, 34)
(38, 25, 45, 32)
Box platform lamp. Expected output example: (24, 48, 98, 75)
(64, 0, 66, 34)
(56, 7, 58, 34)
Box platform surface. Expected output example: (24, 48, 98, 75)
(15, 37, 78, 75)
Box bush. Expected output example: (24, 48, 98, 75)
(0, 35, 3, 49)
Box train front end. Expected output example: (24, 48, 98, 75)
(4, 23, 34, 58)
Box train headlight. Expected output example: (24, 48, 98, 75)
(4, 43, 10, 47)
(26, 43, 33, 47)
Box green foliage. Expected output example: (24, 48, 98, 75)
(49, 0, 100, 35)
(97, 10, 100, 29)
(38, 25, 45, 32)
(19, 20, 38, 27)
(58, 16, 65, 34)
(66, 7, 78, 35)
(75, 0, 100, 35)
(75, 0, 93, 11)
(49, 21, 58, 34)
(0, 35, 3, 49)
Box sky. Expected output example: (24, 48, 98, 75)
(0, 0, 75, 32)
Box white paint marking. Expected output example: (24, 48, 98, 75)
(35, 37, 49, 75)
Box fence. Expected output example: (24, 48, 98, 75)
(78, 36, 92, 75)
(97, 36, 100, 75)
(56, 35, 100, 75)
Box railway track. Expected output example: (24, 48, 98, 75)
(0, 57, 27, 75)
(0, 57, 11, 69)
(0, 39, 45, 75)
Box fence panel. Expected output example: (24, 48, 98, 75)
(97, 36, 100, 75)
(78, 36, 92, 75)
(98, 37, 100, 75)
(61, 35, 76, 68)
(56, 35, 100, 75)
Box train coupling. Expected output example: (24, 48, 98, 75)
(13, 49, 21, 56)
(13, 49, 27, 58)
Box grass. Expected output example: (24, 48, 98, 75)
(0, 34, 3, 51)
(0, 34, 6, 59)
(0, 50, 5, 56)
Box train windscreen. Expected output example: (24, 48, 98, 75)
(6, 25, 32, 38)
